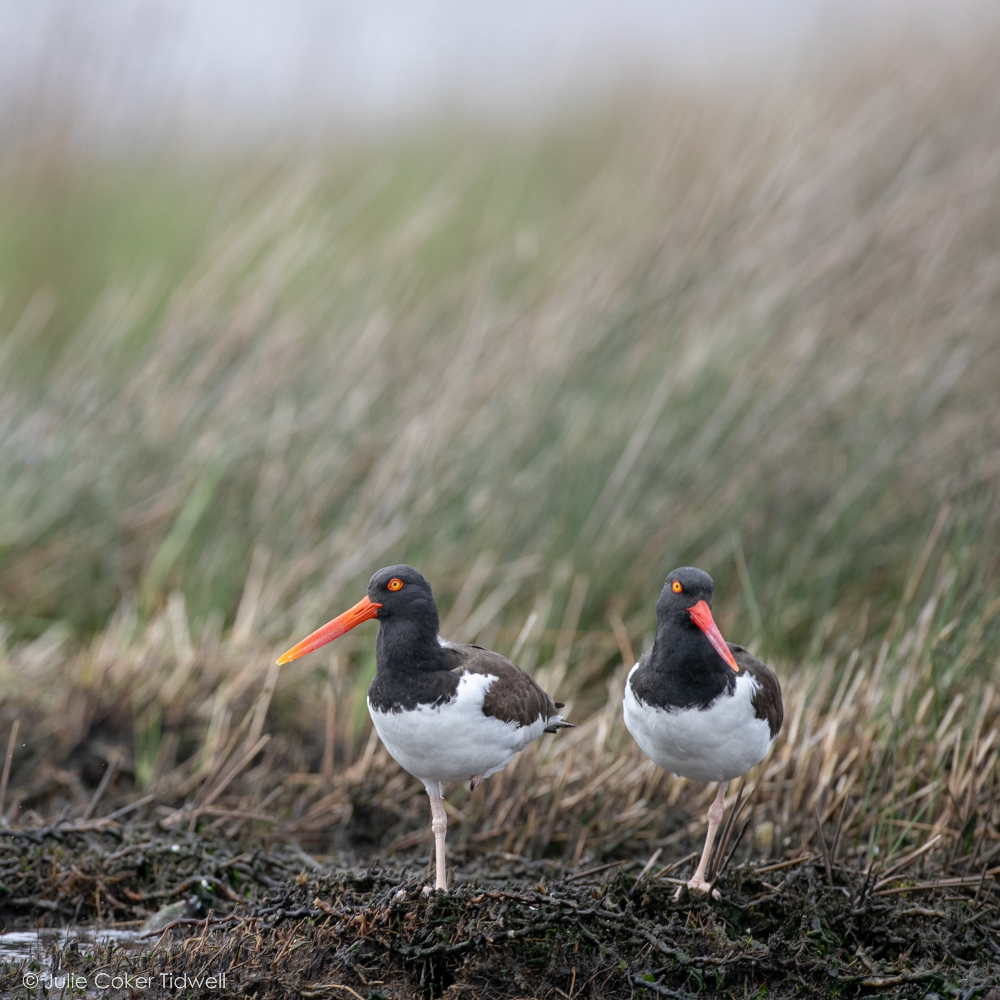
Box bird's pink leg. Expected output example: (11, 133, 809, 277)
(677, 783, 727, 900)
(424, 781, 449, 891)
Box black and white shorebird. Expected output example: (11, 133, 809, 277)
(623, 567, 782, 898)
(277, 564, 572, 891)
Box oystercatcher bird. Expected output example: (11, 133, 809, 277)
(623, 567, 782, 898)
(277, 564, 572, 891)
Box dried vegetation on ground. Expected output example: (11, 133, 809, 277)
(3, 825, 1000, 998)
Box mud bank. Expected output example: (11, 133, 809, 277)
(1, 824, 998, 998)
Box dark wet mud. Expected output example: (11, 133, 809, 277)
(1, 824, 998, 998)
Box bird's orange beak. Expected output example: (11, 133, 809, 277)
(276, 595, 382, 664)
(687, 600, 739, 672)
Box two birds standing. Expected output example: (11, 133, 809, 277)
(277, 564, 782, 895)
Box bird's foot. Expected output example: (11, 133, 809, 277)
(673, 879, 721, 901)
(420, 885, 433, 897)
(469, 773, 484, 791)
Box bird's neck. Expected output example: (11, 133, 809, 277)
(645, 619, 734, 705)
(375, 615, 448, 673)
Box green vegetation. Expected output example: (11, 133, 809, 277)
(3, 57, 999, 661)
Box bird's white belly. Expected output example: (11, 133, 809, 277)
(623, 667, 773, 782)
(368, 672, 546, 784)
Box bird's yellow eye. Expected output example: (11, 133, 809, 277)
(387, 578, 404, 591)
(671, 580, 683, 593)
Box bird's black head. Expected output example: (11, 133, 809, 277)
(652, 565, 739, 673)
(277, 563, 440, 664)
(367, 564, 438, 624)
(632, 565, 740, 713)
(655, 566, 716, 624)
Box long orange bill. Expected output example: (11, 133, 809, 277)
(276, 595, 381, 664)
(687, 600, 740, 672)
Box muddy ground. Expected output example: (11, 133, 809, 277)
(1, 822, 999, 999)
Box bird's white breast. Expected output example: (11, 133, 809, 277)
(368, 671, 547, 784)
(623, 665, 774, 782)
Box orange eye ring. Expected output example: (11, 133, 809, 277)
(671, 580, 683, 593)
(387, 578, 404, 591)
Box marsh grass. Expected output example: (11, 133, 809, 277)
(1, 34, 1000, 881)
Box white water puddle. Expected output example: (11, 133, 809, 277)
(0, 927, 236, 997)
(0, 926, 143, 966)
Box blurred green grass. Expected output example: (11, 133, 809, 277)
(1, 41, 999, 679)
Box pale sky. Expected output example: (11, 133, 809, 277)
(0, 0, 989, 145)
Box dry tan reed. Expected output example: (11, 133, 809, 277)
(1, 536, 998, 884)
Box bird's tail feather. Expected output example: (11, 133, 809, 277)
(544, 716, 575, 733)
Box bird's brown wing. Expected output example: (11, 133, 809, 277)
(442, 644, 569, 729)
(729, 643, 783, 739)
